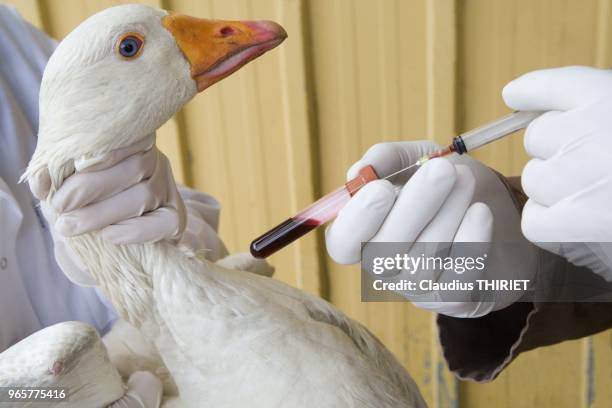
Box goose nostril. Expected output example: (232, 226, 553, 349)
(219, 26, 235, 37)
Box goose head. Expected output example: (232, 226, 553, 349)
(26, 4, 286, 182)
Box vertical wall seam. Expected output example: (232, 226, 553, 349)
(278, 0, 325, 296)
(34, 0, 50, 34)
(454, 0, 464, 136)
(425, 0, 436, 142)
(595, 0, 610, 67)
(160, 0, 193, 187)
(208, 0, 239, 250)
(242, 0, 271, 237)
(277, 0, 303, 287)
(426, 1, 459, 407)
(582, 337, 595, 407)
(299, 0, 329, 299)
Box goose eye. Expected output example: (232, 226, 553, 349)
(117, 33, 144, 59)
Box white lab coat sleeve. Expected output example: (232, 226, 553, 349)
(22, 13, 57, 56)
(0, 5, 56, 129)
(0, 179, 41, 351)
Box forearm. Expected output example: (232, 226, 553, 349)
(437, 172, 612, 382)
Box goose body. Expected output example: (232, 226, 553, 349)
(23, 5, 426, 407)
(70, 234, 424, 407)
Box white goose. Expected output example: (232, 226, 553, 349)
(21, 4, 425, 407)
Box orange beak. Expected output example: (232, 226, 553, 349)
(162, 13, 287, 92)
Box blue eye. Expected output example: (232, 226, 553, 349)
(117, 34, 144, 59)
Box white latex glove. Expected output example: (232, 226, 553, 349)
(503, 66, 612, 280)
(30, 135, 186, 244)
(29, 135, 227, 286)
(109, 371, 163, 408)
(326, 141, 538, 317)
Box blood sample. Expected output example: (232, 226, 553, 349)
(250, 165, 379, 258)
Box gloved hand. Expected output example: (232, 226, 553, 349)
(325, 141, 538, 317)
(30, 135, 186, 244)
(29, 135, 227, 286)
(109, 371, 163, 408)
(503, 66, 612, 280)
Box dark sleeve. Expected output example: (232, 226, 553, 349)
(437, 175, 612, 382)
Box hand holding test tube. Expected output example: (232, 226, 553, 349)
(250, 111, 542, 259)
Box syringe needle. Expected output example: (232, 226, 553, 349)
(382, 163, 418, 181)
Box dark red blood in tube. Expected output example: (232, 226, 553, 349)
(250, 218, 320, 259)
(249, 165, 379, 259)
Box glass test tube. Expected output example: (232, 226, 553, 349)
(250, 165, 379, 258)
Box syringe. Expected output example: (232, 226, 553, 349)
(250, 110, 542, 259)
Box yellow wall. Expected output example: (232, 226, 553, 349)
(5, 0, 611, 406)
